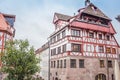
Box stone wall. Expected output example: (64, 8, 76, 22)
(50, 56, 115, 80)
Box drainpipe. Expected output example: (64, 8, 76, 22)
(48, 38, 50, 80)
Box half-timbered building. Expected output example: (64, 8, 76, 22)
(36, 2, 120, 80)
(0, 13, 15, 66)
(50, 2, 120, 80)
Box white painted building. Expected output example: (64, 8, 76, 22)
(36, 42, 49, 80)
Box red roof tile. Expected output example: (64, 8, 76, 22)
(71, 21, 115, 34)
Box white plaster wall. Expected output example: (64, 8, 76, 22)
(38, 49, 49, 80)
(67, 43, 71, 51)
(66, 27, 71, 36)
(114, 60, 120, 80)
(83, 44, 87, 52)
(96, 45, 99, 53)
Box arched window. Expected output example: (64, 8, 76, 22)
(55, 77, 58, 80)
(95, 74, 106, 80)
(112, 74, 114, 80)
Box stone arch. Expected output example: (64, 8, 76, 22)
(95, 74, 106, 80)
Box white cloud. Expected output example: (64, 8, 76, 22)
(0, 0, 120, 49)
(14, 0, 79, 49)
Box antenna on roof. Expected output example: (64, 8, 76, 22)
(116, 15, 120, 23)
(85, 0, 90, 6)
(74, 13, 76, 16)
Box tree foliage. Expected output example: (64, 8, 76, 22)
(1, 39, 40, 80)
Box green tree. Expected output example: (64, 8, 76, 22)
(1, 39, 40, 80)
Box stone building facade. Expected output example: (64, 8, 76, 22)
(36, 2, 120, 80)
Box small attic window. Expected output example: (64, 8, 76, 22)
(91, 6, 97, 11)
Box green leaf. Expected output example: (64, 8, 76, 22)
(1, 39, 40, 80)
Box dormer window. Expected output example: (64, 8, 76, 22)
(91, 6, 97, 12)
(100, 20, 108, 25)
(88, 18, 92, 22)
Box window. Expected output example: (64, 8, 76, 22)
(95, 74, 106, 80)
(79, 59, 84, 68)
(60, 60, 63, 68)
(57, 47, 61, 54)
(62, 44, 66, 53)
(106, 35, 110, 40)
(51, 49, 53, 56)
(100, 60, 105, 68)
(88, 18, 92, 22)
(51, 49, 56, 56)
(89, 32, 94, 38)
(64, 59, 66, 68)
(62, 30, 66, 38)
(108, 60, 112, 68)
(55, 72, 58, 76)
(71, 29, 81, 37)
(72, 44, 81, 52)
(57, 60, 59, 68)
(57, 33, 60, 40)
(54, 61, 56, 68)
(50, 38, 52, 44)
(99, 34, 102, 39)
(87, 45, 91, 52)
(70, 59, 76, 68)
(99, 46, 104, 53)
(53, 36, 56, 42)
(112, 74, 114, 80)
(51, 61, 53, 68)
(106, 47, 111, 53)
(112, 48, 116, 54)
(53, 48, 56, 55)
(51, 38, 53, 43)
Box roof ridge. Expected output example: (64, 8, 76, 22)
(82, 3, 111, 20)
(54, 12, 72, 21)
(55, 12, 71, 17)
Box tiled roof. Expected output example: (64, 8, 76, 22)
(35, 42, 49, 54)
(55, 13, 71, 21)
(71, 21, 115, 34)
(82, 3, 111, 20)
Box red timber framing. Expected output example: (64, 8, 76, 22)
(0, 13, 16, 66)
(36, 2, 120, 80)
(50, 5, 119, 60)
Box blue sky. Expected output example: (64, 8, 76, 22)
(0, 0, 120, 49)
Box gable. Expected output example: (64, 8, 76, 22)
(53, 13, 71, 23)
(0, 14, 12, 34)
(82, 3, 111, 20)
